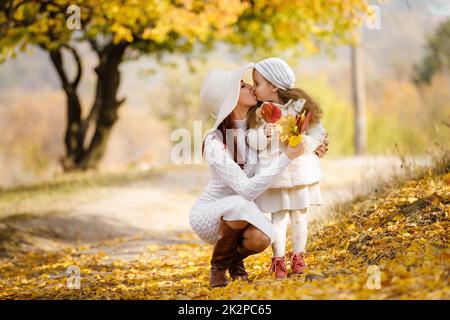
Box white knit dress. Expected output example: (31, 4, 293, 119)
(189, 118, 292, 245)
(247, 99, 325, 213)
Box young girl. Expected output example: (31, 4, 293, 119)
(247, 57, 327, 279)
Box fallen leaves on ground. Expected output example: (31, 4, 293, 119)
(0, 172, 448, 299)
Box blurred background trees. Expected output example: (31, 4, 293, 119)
(0, 0, 367, 172)
(0, 0, 246, 171)
(414, 19, 450, 85)
(0, 1, 449, 187)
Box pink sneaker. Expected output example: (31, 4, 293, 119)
(290, 252, 306, 274)
(269, 257, 287, 280)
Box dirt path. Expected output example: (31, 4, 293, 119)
(0, 155, 431, 261)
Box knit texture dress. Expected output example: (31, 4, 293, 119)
(189, 118, 292, 245)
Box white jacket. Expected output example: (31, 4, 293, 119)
(247, 99, 326, 188)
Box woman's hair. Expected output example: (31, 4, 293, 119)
(278, 87, 323, 126)
(201, 114, 246, 169)
(246, 101, 263, 129)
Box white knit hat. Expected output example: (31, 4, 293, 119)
(254, 57, 295, 90)
(200, 63, 254, 131)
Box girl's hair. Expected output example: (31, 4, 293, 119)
(246, 87, 323, 128)
(278, 87, 323, 126)
(201, 114, 246, 169)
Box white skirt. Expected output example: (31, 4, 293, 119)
(255, 183, 323, 213)
(189, 194, 276, 245)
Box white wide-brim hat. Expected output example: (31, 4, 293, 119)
(200, 63, 255, 131)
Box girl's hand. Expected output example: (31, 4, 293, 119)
(314, 133, 329, 158)
(284, 140, 306, 160)
(264, 123, 277, 138)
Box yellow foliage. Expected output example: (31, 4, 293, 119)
(1, 0, 368, 61)
(276, 115, 298, 144)
(289, 135, 302, 147)
(0, 173, 448, 299)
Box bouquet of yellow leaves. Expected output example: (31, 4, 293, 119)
(276, 110, 313, 147)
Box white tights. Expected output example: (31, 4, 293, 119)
(271, 209, 308, 257)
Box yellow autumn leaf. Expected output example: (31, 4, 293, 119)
(116, 284, 128, 291)
(443, 172, 450, 185)
(276, 115, 299, 144)
(289, 135, 302, 147)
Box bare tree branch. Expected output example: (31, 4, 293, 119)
(48, 47, 70, 89)
(62, 44, 83, 88)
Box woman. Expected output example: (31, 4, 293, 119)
(189, 64, 328, 288)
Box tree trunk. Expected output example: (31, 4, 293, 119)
(50, 42, 128, 171)
(49, 46, 84, 170)
(351, 43, 367, 155)
(78, 43, 128, 170)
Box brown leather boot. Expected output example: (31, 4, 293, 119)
(210, 221, 245, 288)
(228, 243, 258, 281)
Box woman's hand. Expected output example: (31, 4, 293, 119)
(314, 133, 329, 158)
(284, 140, 306, 160)
(263, 123, 277, 138)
